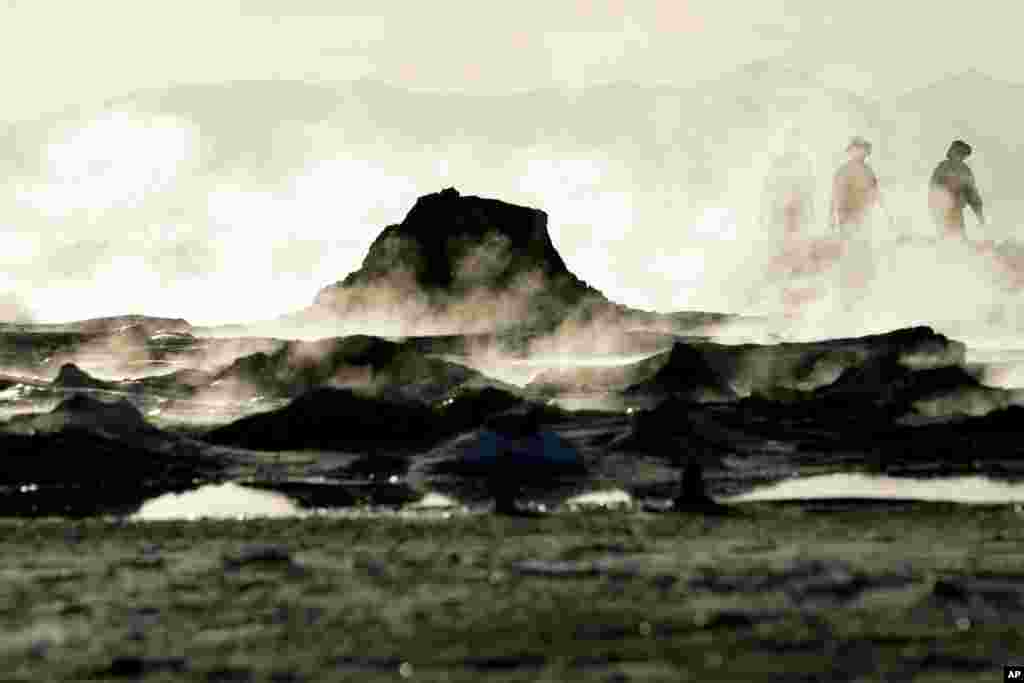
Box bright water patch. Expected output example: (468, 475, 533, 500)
(406, 491, 460, 509)
(131, 483, 470, 521)
(132, 482, 301, 521)
(726, 473, 1024, 505)
(564, 489, 633, 509)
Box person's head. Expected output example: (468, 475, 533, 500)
(847, 136, 872, 160)
(947, 139, 972, 161)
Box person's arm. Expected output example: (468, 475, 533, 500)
(869, 168, 881, 207)
(962, 167, 985, 225)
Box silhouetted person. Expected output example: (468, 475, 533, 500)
(672, 457, 730, 514)
(830, 137, 880, 232)
(487, 471, 523, 515)
(929, 140, 985, 239)
(830, 137, 881, 310)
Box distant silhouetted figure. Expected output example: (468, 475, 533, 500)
(929, 140, 985, 239)
(830, 137, 880, 232)
(672, 458, 729, 514)
(830, 137, 881, 310)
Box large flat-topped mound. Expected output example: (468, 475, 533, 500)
(310, 188, 609, 332)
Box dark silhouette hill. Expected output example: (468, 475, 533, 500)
(202, 387, 447, 453)
(52, 363, 116, 391)
(305, 188, 613, 333)
(0, 395, 221, 515)
(290, 188, 733, 338)
(612, 326, 992, 411)
(201, 381, 560, 455)
(609, 327, 1023, 481)
(5, 394, 153, 436)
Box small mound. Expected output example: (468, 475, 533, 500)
(439, 385, 527, 433)
(203, 387, 445, 452)
(482, 402, 564, 438)
(427, 402, 584, 480)
(53, 363, 112, 390)
(624, 343, 737, 401)
(10, 394, 156, 437)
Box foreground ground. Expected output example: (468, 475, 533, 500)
(2, 504, 1021, 682)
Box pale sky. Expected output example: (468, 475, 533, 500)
(3, 1, 1023, 327)
(3, 0, 1022, 124)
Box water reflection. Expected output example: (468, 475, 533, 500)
(128, 475, 1024, 521)
(128, 483, 638, 520)
(564, 489, 633, 509)
(725, 473, 1024, 504)
(407, 492, 460, 509)
(131, 483, 469, 521)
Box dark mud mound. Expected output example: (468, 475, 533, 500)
(307, 188, 611, 332)
(213, 334, 484, 401)
(0, 396, 219, 516)
(874, 405, 1024, 475)
(532, 326, 975, 405)
(609, 397, 753, 461)
(329, 188, 577, 294)
(203, 386, 447, 453)
(616, 386, 1024, 482)
(437, 385, 529, 433)
(619, 326, 1006, 412)
(607, 327, 1021, 490)
(52, 362, 115, 390)
(410, 404, 588, 512)
(244, 479, 421, 508)
(624, 342, 738, 402)
(6, 394, 156, 438)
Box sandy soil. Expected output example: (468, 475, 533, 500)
(2, 504, 1021, 682)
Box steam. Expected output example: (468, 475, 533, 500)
(0, 291, 33, 324)
(2, 77, 1023, 373)
(16, 110, 199, 216)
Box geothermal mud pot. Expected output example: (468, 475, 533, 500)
(3, 191, 1024, 680)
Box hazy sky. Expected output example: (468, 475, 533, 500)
(3, 1, 1023, 328)
(3, 0, 1022, 124)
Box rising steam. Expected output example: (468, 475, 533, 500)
(3, 78, 1024, 379)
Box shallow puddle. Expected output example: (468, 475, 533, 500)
(724, 473, 1024, 504)
(130, 482, 475, 521)
(128, 482, 641, 521)
(132, 482, 302, 520)
(128, 474, 1024, 521)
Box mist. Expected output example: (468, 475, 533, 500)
(1, 69, 1022, 345)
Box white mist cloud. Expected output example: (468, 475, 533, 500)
(3, 70, 1024, 344)
(16, 111, 199, 217)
